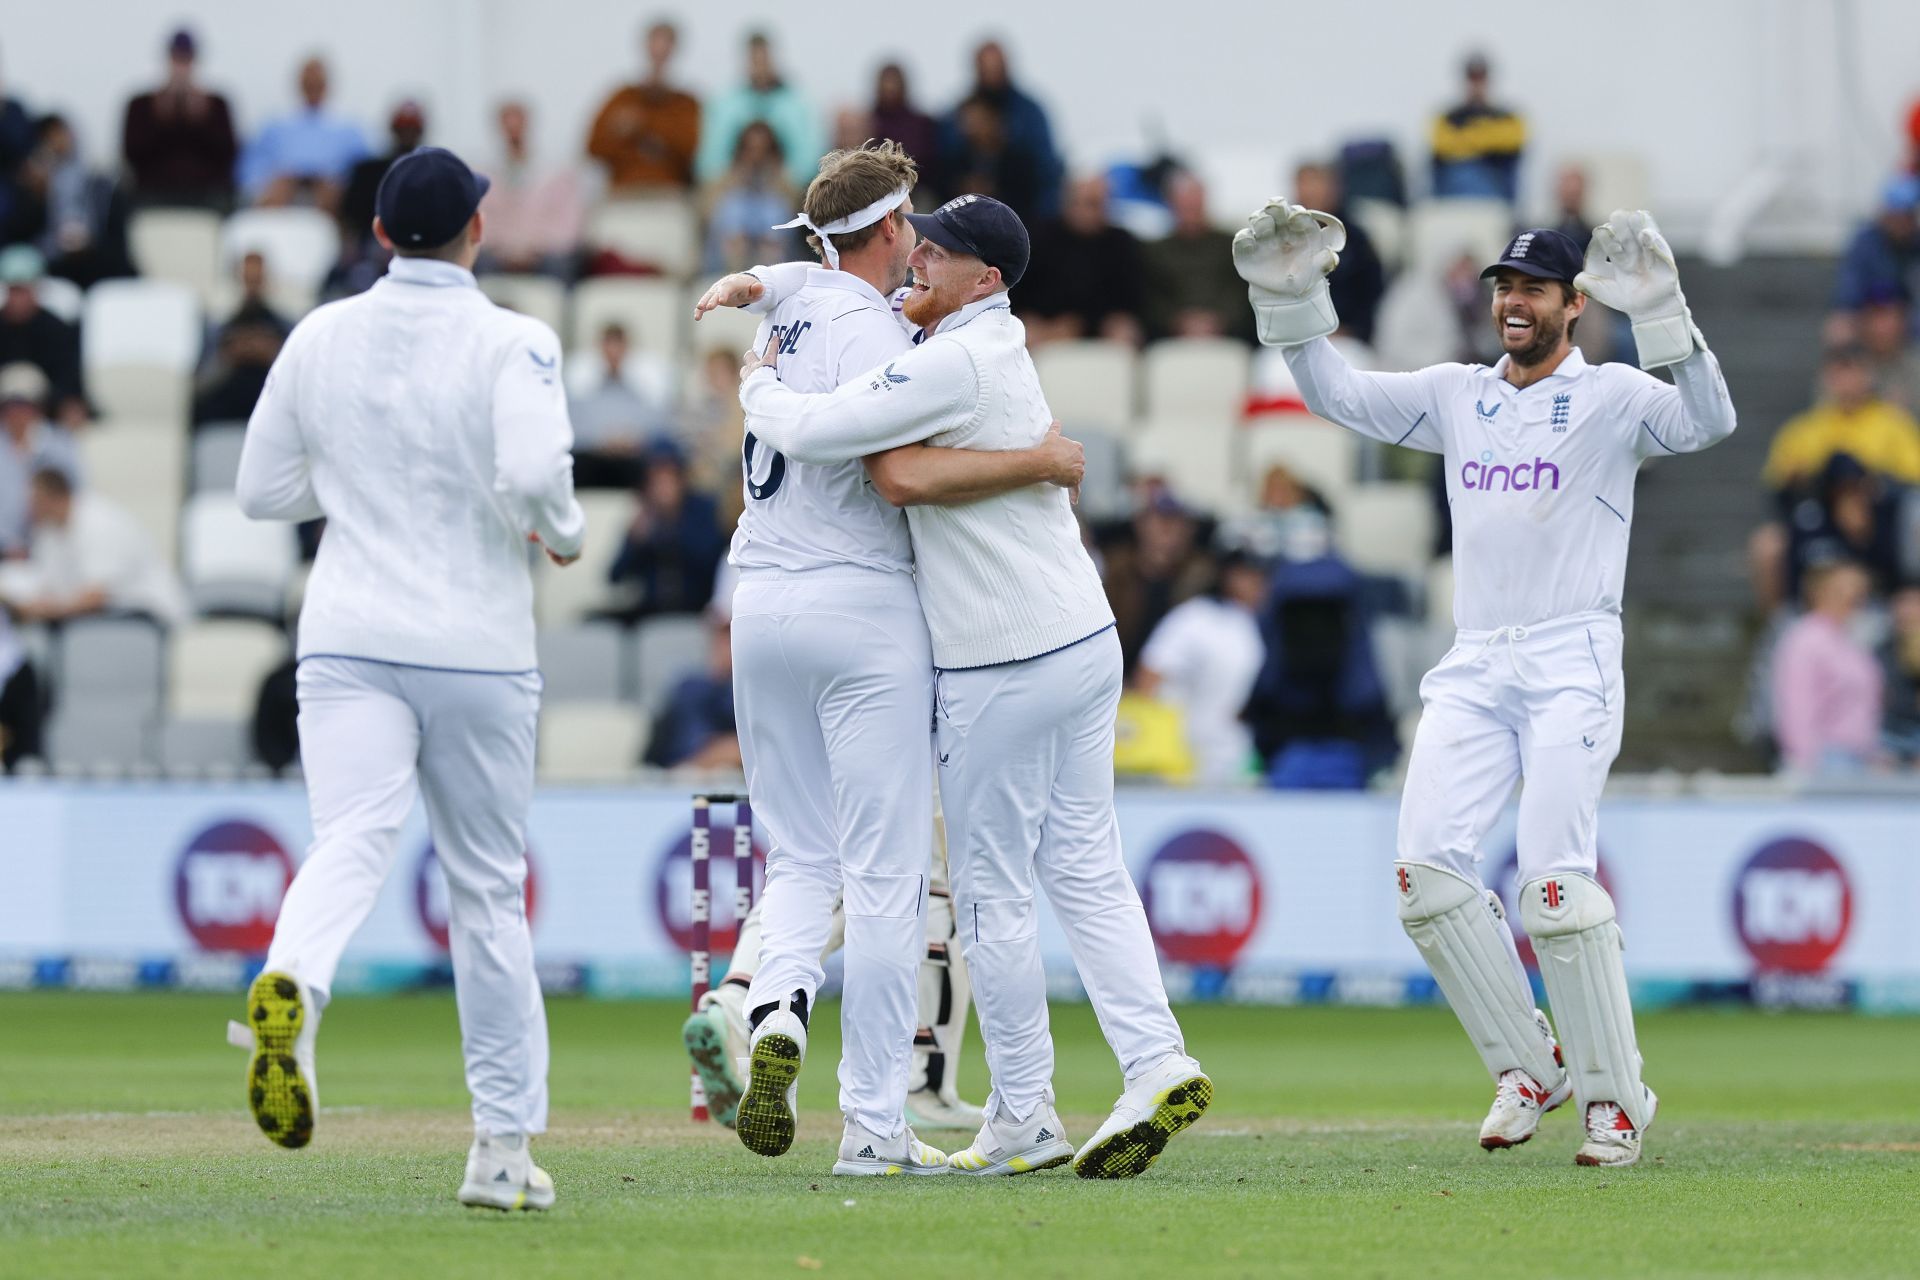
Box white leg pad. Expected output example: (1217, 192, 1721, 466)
(1519, 873, 1649, 1129)
(1397, 861, 1563, 1086)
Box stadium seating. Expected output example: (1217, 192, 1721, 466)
(1241, 413, 1360, 503)
(81, 280, 200, 421)
(686, 282, 766, 356)
(189, 423, 249, 493)
(1347, 197, 1406, 275)
(1131, 418, 1238, 514)
(479, 273, 568, 335)
(1141, 338, 1250, 425)
(47, 615, 167, 770)
(168, 618, 288, 720)
(34, 275, 83, 324)
(631, 614, 707, 714)
(1333, 482, 1435, 581)
(220, 207, 340, 313)
(537, 701, 648, 782)
(1033, 339, 1137, 432)
(179, 493, 300, 618)
(79, 420, 186, 559)
(537, 622, 627, 703)
(532, 490, 630, 628)
(585, 197, 700, 278)
(1407, 197, 1512, 274)
(1075, 430, 1131, 521)
(128, 207, 225, 307)
(1425, 554, 1455, 626)
(569, 276, 685, 356)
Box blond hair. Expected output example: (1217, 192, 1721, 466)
(799, 139, 918, 261)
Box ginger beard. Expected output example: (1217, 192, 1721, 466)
(903, 239, 988, 330)
(1489, 272, 1580, 369)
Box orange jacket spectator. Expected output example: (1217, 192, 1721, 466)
(586, 21, 700, 190)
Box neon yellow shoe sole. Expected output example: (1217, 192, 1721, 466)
(735, 1033, 802, 1158)
(1074, 1074, 1212, 1180)
(245, 970, 314, 1149)
(682, 1008, 742, 1128)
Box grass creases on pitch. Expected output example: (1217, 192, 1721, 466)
(2, 995, 1917, 1278)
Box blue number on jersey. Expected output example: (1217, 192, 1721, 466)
(743, 431, 787, 501)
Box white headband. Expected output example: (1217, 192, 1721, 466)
(774, 184, 910, 270)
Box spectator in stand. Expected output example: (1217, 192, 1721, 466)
(943, 40, 1062, 217)
(121, 28, 238, 208)
(1101, 490, 1214, 673)
(586, 20, 701, 192)
(338, 101, 426, 252)
(1295, 161, 1385, 345)
(193, 251, 290, 426)
(680, 346, 746, 529)
(14, 114, 134, 288)
(1429, 52, 1526, 203)
(236, 56, 368, 211)
(0, 363, 80, 554)
(1779, 453, 1905, 603)
(1880, 586, 1920, 764)
(1220, 463, 1333, 563)
(700, 121, 800, 276)
(567, 321, 675, 489)
(1764, 344, 1920, 496)
(0, 48, 33, 245)
(1855, 280, 1920, 414)
(1018, 174, 1145, 347)
(940, 94, 1042, 219)
(1141, 172, 1254, 344)
(694, 31, 820, 193)
(1548, 162, 1595, 249)
(0, 468, 184, 625)
(1831, 176, 1920, 340)
(1136, 549, 1269, 784)
(870, 63, 939, 181)
(478, 100, 585, 280)
(0, 607, 43, 770)
(607, 441, 725, 620)
(1770, 557, 1883, 776)
(0, 248, 85, 425)
(828, 108, 870, 156)
(643, 601, 740, 769)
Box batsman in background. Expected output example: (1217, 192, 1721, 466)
(1234, 204, 1736, 1166)
(683, 779, 986, 1134)
(231, 148, 581, 1209)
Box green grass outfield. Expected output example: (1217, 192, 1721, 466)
(3, 994, 1918, 1279)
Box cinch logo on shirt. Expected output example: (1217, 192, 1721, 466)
(1461, 450, 1561, 492)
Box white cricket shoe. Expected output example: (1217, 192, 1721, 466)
(457, 1132, 556, 1211)
(831, 1121, 950, 1176)
(905, 1087, 987, 1132)
(1073, 1055, 1212, 1180)
(736, 1007, 806, 1158)
(683, 984, 750, 1128)
(1576, 1084, 1658, 1168)
(947, 1103, 1074, 1176)
(234, 969, 320, 1149)
(1479, 1068, 1573, 1150)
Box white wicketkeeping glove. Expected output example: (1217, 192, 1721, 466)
(1573, 210, 1705, 369)
(1231, 199, 1346, 347)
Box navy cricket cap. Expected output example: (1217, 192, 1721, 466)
(374, 146, 490, 250)
(906, 194, 1030, 289)
(1481, 228, 1584, 285)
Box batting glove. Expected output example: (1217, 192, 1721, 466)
(1573, 210, 1705, 369)
(1231, 199, 1346, 347)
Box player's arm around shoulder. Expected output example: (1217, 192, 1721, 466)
(739, 319, 967, 465)
(490, 313, 585, 562)
(235, 315, 323, 523)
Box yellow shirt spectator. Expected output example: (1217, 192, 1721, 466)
(1763, 399, 1920, 490)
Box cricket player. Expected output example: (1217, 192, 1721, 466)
(1233, 202, 1737, 1166)
(709, 144, 1082, 1176)
(733, 194, 1212, 1180)
(683, 781, 986, 1134)
(230, 147, 581, 1209)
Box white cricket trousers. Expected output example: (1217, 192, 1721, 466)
(264, 656, 549, 1137)
(731, 567, 935, 1138)
(935, 627, 1188, 1123)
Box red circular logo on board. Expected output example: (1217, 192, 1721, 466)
(1494, 853, 1616, 970)
(1139, 830, 1262, 967)
(413, 844, 540, 951)
(173, 820, 295, 952)
(655, 824, 766, 954)
(1731, 837, 1853, 973)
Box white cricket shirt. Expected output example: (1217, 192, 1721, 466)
(739, 291, 1115, 668)
(1140, 596, 1264, 783)
(236, 257, 585, 672)
(1282, 339, 1737, 630)
(727, 268, 915, 577)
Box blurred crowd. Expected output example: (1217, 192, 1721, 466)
(1746, 108, 1920, 779)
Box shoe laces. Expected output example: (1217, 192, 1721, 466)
(1494, 1070, 1543, 1110)
(1586, 1102, 1629, 1138)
